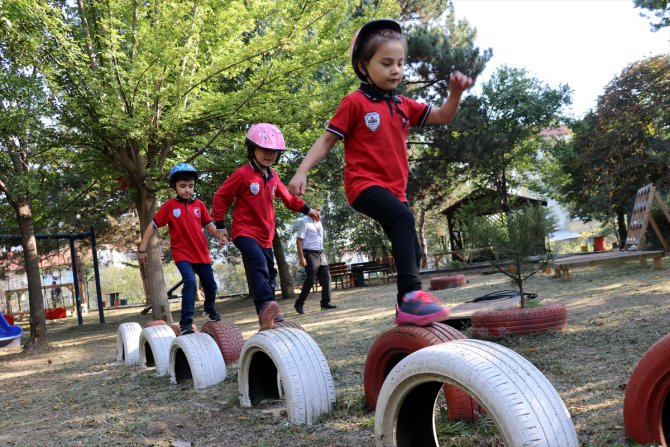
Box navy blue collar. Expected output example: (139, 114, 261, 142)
(357, 83, 403, 103)
(250, 162, 273, 181)
(175, 195, 195, 204)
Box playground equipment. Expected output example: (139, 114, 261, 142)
(364, 323, 481, 421)
(138, 324, 176, 377)
(374, 340, 579, 447)
(200, 320, 245, 363)
(0, 312, 22, 348)
(168, 333, 227, 390)
(116, 322, 142, 367)
(624, 332, 670, 446)
(238, 328, 335, 425)
(0, 227, 106, 325)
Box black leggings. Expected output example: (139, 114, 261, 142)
(351, 186, 422, 304)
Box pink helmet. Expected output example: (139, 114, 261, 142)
(245, 123, 286, 151)
(349, 19, 402, 82)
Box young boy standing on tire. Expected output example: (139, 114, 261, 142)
(212, 123, 320, 330)
(138, 163, 222, 336)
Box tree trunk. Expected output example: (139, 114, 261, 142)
(15, 198, 48, 349)
(273, 231, 295, 301)
(417, 208, 428, 269)
(136, 187, 171, 322)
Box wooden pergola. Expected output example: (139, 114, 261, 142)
(441, 189, 547, 256)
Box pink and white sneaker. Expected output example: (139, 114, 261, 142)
(395, 290, 451, 326)
(258, 300, 280, 330)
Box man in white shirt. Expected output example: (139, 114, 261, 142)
(294, 205, 336, 314)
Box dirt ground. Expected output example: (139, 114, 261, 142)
(1, 258, 668, 447)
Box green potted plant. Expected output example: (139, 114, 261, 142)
(460, 204, 568, 338)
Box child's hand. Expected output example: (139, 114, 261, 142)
(138, 251, 148, 264)
(308, 208, 320, 221)
(217, 228, 229, 246)
(288, 173, 307, 196)
(450, 70, 474, 94)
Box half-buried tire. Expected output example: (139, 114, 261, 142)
(430, 275, 465, 290)
(364, 323, 481, 421)
(139, 324, 175, 376)
(168, 332, 226, 390)
(375, 340, 579, 447)
(238, 328, 335, 425)
(201, 320, 245, 363)
(143, 320, 168, 328)
(273, 320, 305, 331)
(471, 303, 567, 339)
(116, 322, 142, 367)
(624, 332, 670, 446)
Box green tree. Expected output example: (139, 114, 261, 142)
(633, 0, 670, 31)
(544, 54, 670, 244)
(462, 204, 557, 308)
(21, 0, 396, 320)
(444, 66, 571, 210)
(0, 5, 61, 347)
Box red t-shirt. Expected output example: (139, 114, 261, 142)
(152, 198, 213, 264)
(212, 163, 308, 248)
(327, 86, 431, 204)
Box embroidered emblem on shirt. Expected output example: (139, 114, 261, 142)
(364, 112, 380, 132)
(194, 207, 201, 218)
(173, 208, 181, 218)
(272, 185, 277, 197)
(250, 182, 260, 195)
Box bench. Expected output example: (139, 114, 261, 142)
(350, 259, 394, 287)
(547, 250, 665, 282)
(329, 262, 354, 290)
(432, 250, 468, 269)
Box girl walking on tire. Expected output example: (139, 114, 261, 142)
(288, 19, 473, 326)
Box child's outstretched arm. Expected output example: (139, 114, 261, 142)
(137, 224, 156, 264)
(425, 71, 474, 125)
(288, 131, 339, 196)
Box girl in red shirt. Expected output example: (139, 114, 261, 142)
(288, 19, 473, 326)
(213, 123, 320, 330)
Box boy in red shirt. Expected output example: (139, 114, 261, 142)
(213, 123, 320, 330)
(289, 20, 473, 326)
(138, 163, 221, 335)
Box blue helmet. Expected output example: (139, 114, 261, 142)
(168, 163, 198, 188)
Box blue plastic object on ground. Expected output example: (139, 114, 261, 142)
(0, 312, 23, 348)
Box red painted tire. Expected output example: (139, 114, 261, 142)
(430, 275, 466, 290)
(273, 320, 305, 331)
(144, 320, 168, 328)
(201, 320, 245, 363)
(624, 333, 670, 445)
(471, 304, 567, 339)
(169, 322, 199, 337)
(364, 323, 482, 421)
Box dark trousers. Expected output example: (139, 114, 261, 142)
(233, 236, 277, 313)
(175, 261, 218, 326)
(352, 185, 422, 304)
(296, 250, 332, 307)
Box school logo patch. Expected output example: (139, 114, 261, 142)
(193, 207, 201, 218)
(272, 185, 277, 197)
(250, 182, 260, 195)
(364, 112, 380, 132)
(172, 208, 181, 218)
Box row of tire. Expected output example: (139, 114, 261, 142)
(117, 318, 583, 446)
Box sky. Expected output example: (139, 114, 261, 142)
(449, 0, 669, 118)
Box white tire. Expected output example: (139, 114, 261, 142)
(139, 325, 176, 377)
(168, 333, 227, 391)
(238, 328, 335, 425)
(116, 322, 142, 367)
(375, 339, 578, 447)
